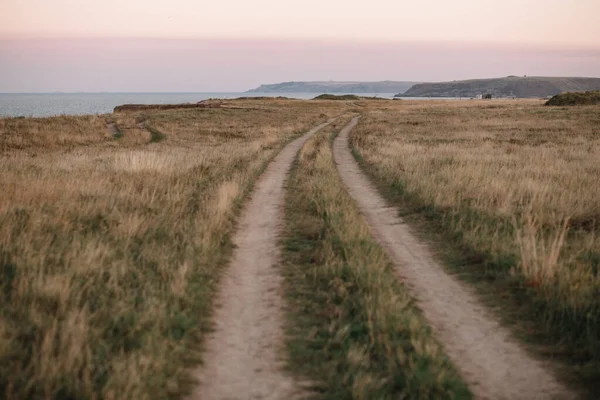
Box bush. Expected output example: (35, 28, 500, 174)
(545, 91, 600, 106)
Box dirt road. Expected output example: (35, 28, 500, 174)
(333, 117, 573, 400)
(188, 119, 335, 400)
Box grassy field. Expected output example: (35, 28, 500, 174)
(282, 119, 470, 399)
(3, 97, 599, 398)
(0, 100, 345, 399)
(349, 100, 600, 391)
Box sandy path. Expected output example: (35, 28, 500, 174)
(188, 119, 336, 400)
(333, 117, 574, 400)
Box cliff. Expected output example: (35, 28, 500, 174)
(398, 77, 600, 98)
(247, 81, 418, 94)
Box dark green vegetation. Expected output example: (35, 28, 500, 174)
(113, 102, 221, 112)
(233, 96, 293, 100)
(313, 94, 390, 101)
(145, 124, 167, 143)
(546, 90, 600, 106)
(282, 122, 470, 399)
(313, 94, 361, 100)
(398, 76, 600, 98)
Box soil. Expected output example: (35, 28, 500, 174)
(188, 119, 336, 400)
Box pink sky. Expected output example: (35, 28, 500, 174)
(1, 0, 599, 92)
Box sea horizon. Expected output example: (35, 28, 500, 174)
(0, 91, 248, 94)
(0, 92, 400, 117)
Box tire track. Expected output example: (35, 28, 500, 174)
(332, 117, 574, 400)
(188, 119, 336, 400)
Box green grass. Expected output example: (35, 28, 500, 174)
(145, 124, 167, 143)
(281, 124, 470, 399)
(111, 122, 124, 139)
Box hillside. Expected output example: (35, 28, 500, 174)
(398, 76, 600, 98)
(546, 90, 600, 106)
(247, 80, 418, 93)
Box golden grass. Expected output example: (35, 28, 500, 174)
(350, 99, 600, 386)
(282, 121, 469, 398)
(0, 115, 110, 151)
(0, 100, 346, 399)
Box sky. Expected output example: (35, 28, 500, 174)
(1, 0, 599, 92)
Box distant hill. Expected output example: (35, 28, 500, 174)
(397, 77, 600, 98)
(246, 81, 418, 94)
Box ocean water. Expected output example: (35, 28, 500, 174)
(0, 92, 400, 118)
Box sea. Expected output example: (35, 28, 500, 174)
(0, 92, 404, 118)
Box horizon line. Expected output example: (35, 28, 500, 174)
(3, 75, 600, 91)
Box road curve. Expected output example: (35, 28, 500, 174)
(188, 119, 336, 400)
(333, 117, 573, 400)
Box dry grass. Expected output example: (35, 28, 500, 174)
(0, 99, 346, 399)
(0, 115, 110, 151)
(282, 120, 470, 399)
(350, 99, 600, 388)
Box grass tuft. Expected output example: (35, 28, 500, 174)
(145, 124, 167, 143)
